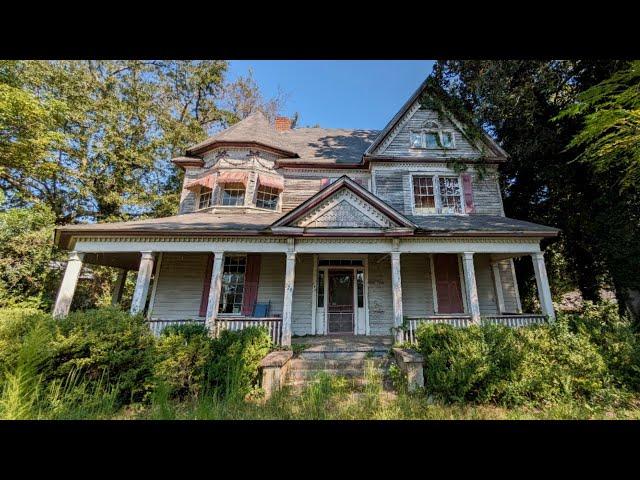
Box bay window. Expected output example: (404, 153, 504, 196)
(220, 183, 245, 206)
(256, 185, 280, 210)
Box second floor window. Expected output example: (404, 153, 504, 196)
(410, 122, 455, 150)
(198, 187, 212, 210)
(256, 185, 280, 210)
(220, 183, 245, 206)
(412, 175, 463, 214)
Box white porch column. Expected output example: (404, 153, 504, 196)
(490, 262, 506, 314)
(130, 251, 155, 316)
(205, 251, 225, 331)
(531, 252, 555, 320)
(391, 251, 404, 343)
(53, 251, 85, 319)
(111, 268, 127, 306)
(281, 251, 296, 346)
(461, 252, 481, 323)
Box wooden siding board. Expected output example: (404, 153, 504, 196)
(291, 253, 314, 335)
(498, 259, 520, 313)
(474, 254, 499, 316)
(256, 253, 285, 316)
(367, 254, 394, 335)
(401, 254, 434, 316)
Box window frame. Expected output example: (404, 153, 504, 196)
(410, 173, 465, 216)
(198, 187, 213, 210)
(255, 184, 280, 211)
(218, 183, 246, 207)
(218, 254, 247, 316)
(409, 128, 456, 150)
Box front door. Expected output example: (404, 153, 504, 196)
(327, 270, 354, 334)
(434, 254, 465, 313)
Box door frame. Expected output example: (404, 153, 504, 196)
(315, 254, 369, 335)
(429, 253, 467, 314)
(327, 268, 355, 335)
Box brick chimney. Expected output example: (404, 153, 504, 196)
(275, 116, 292, 132)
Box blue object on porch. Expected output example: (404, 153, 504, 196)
(253, 301, 271, 317)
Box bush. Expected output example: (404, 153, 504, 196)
(207, 326, 272, 400)
(51, 307, 156, 406)
(152, 323, 213, 400)
(416, 319, 611, 407)
(562, 301, 640, 391)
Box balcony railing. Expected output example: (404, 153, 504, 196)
(147, 316, 283, 345)
(403, 314, 548, 344)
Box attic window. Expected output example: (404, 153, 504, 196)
(220, 183, 246, 206)
(198, 187, 213, 210)
(410, 124, 456, 150)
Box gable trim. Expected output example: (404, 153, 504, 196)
(270, 175, 416, 230)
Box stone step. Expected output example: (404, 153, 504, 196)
(298, 350, 388, 360)
(289, 358, 385, 370)
(287, 367, 386, 382)
(284, 377, 375, 390)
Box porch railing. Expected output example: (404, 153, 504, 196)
(403, 314, 548, 344)
(146, 317, 283, 345)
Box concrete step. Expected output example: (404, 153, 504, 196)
(298, 350, 388, 360)
(289, 358, 385, 370)
(287, 367, 386, 382)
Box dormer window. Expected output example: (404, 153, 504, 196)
(220, 183, 246, 206)
(198, 187, 213, 210)
(410, 121, 456, 149)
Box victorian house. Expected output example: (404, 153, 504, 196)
(52, 79, 559, 345)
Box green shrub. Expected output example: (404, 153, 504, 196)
(207, 326, 272, 400)
(562, 301, 640, 391)
(416, 319, 611, 407)
(51, 307, 156, 406)
(152, 323, 213, 400)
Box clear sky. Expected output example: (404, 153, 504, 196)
(226, 60, 435, 130)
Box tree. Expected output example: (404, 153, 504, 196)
(430, 60, 630, 307)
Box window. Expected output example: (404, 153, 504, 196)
(317, 270, 325, 307)
(198, 187, 212, 210)
(356, 270, 364, 308)
(256, 185, 279, 210)
(424, 132, 439, 148)
(220, 183, 245, 206)
(441, 131, 454, 148)
(413, 176, 436, 214)
(438, 177, 462, 214)
(412, 175, 463, 215)
(219, 256, 246, 314)
(410, 131, 422, 148)
(409, 122, 455, 150)
(318, 259, 364, 267)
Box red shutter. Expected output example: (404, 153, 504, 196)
(199, 254, 214, 317)
(462, 173, 475, 213)
(241, 254, 261, 316)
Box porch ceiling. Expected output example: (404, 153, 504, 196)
(82, 252, 141, 270)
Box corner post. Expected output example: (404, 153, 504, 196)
(531, 251, 555, 320)
(391, 250, 404, 343)
(130, 251, 155, 316)
(281, 249, 296, 346)
(461, 252, 481, 323)
(53, 251, 85, 319)
(111, 268, 127, 306)
(205, 251, 225, 332)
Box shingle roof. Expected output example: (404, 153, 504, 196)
(408, 215, 559, 235)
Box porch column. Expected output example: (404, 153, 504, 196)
(111, 268, 127, 306)
(531, 252, 555, 320)
(461, 252, 481, 323)
(130, 251, 154, 316)
(205, 251, 225, 331)
(281, 252, 296, 346)
(53, 251, 85, 319)
(391, 251, 404, 343)
(490, 262, 506, 314)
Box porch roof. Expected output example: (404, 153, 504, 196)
(54, 210, 558, 250)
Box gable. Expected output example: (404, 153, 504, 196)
(271, 175, 416, 230)
(293, 190, 397, 228)
(374, 105, 482, 159)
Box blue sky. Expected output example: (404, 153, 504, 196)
(226, 60, 435, 130)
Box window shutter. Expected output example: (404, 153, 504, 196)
(199, 254, 214, 317)
(241, 254, 262, 316)
(462, 173, 475, 213)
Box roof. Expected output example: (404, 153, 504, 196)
(278, 128, 377, 165)
(407, 215, 559, 236)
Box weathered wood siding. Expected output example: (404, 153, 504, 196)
(281, 173, 370, 213)
(256, 253, 285, 316)
(376, 107, 481, 159)
(401, 254, 434, 316)
(367, 254, 394, 335)
(474, 254, 499, 316)
(291, 253, 314, 335)
(498, 259, 521, 313)
(372, 166, 504, 216)
(150, 253, 209, 320)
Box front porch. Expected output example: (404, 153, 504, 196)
(52, 236, 556, 346)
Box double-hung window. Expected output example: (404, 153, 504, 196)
(198, 187, 212, 210)
(219, 255, 246, 314)
(412, 175, 463, 214)
(256, 185, 280, 210)
(220, 183, 245, 206)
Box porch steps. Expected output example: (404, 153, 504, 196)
(284, 336, 394, 391)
